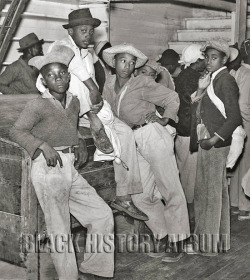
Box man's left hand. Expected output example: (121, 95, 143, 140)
(74, 139, 88, 169)
(145, 112, 169, 126)
(199, 138, 214, 150)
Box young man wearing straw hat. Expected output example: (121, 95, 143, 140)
(10, 45, 114, 280)
(36, 8, 148, 221)
(103, 43, 190, 262)
(0, 32, 44, 95)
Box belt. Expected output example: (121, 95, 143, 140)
(131, 123, 147, 130)
(60, 146, 78, 154)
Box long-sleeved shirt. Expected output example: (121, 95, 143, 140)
(103, 75, 179, 127)
(9, 91, 80, 158)
(0, 56, 39, 95)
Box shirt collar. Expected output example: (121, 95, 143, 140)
(42, 89, 73, 108)
(211, 66, 227, 80)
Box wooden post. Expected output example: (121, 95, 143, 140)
(232, 0, 247, 45)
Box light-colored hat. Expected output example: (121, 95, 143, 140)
(63, 8, 101, 29)
(28, 45, 74, 70)
(103, 43, 148, 68)
(144, 59, 162, 74)
(201, 39, 230, 58)
(179, 44, 204, 69)
(17, 33, 44, 52)
(229, 47, 239, 62)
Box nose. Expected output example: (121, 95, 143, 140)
(55, 74, 62, 81)
(124, 62, 130, 69)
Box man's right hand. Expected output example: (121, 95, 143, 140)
(39, 142, 63, 167)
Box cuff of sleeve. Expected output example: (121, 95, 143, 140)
(214, 132, 225, 141)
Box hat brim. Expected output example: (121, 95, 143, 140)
(17, 39, 44, 52)
(63, 18, 101, 29)
(103, 44, 148, 68)
(201, 41, 230, 58)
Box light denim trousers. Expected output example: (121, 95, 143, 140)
(31, 152, 114, 279)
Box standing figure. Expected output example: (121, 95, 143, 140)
(103, 43, 190, 263)
(189, 40, 242, 255)
(230, 39, 250, 220)
(10, 45, 114, 280)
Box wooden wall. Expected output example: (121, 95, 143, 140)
(109, 2, 229, 59)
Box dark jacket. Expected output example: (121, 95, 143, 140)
(200, 68, 242, 148)
(174, 67, 201, 136)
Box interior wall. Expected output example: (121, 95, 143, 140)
(109, 2, 193, 60)
(109, 2, 229, 59)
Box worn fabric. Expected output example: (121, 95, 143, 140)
(156, 67, 175, 90)
(131, 123, 190, 241)
(194, 146, 230, 252)
(103, 75, 189, 241)
(175, 135, 197, 203)
(200, 68, 242, 148)
(0, 56, 39, 95)
(31, 152, 114, 279)
(103, 75, 179, 127)
(9, 91, 80, 158)
(230, 63, 250, 211)
(174, 67, 201, 136)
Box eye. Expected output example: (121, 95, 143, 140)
(120, 59, 126, 63)
(89, 30, 94, 35)
(47, 73, 54, 78)
(130, 61, 136, 65)
(61, 70, 66, 75)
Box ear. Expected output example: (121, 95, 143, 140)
(222, 56, 228, 65)
(134, 69, 138, 77)
(41, 77, 47, 87)
(68, 28, 73, 36)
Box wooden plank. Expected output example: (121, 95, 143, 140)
(233, 0, 248, 44)
(110, 0, 236, 12)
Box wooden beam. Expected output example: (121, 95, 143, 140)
(232, 0, 247, 44)
(110, 0, 236, 12)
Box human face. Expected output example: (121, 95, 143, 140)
(69, 25, 94, 49)
(30, 43, 43, 57)
(195, 58, 206, 72)
(41, 63, 70, 95)
(136, 65, 157, 79)
(113, 53, 136, 79)
(204, 48, 227, 73)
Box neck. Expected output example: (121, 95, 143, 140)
(50, 91, 67, 107)
(116, 75, 130, 89)
(22, 53, 32, 64)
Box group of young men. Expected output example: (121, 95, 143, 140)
(3, 5, 245, 280)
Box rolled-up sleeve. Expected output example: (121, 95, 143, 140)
(142, 78, 180, 123)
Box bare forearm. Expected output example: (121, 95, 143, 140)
(83, 78, 102, 105)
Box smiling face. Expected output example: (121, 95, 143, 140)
(68, 25, 94, 49)
(41, 63, 70, 95)
(204, 48, 227, 73)
(113, 53, 136, 79)
(136, 65, 157, 79)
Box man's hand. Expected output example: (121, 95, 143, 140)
(74, 139, 88, 169)
(145, 112, 169, 126)
(39, 142, 63, 167)
(198, 72, 211, 90)
(199, 134, 220, 150)
(90, 99, 104, 114)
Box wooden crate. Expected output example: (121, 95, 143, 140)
(0, 95, 116, 279)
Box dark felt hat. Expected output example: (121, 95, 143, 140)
(157, 49, 180, 66)
(63, 8, 101, 29)
(17, 33, 44, 52)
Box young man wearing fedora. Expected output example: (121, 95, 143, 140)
(0, 32, 44, 95)
(36, 8, 148, 222)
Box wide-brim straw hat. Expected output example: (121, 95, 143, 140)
(103, 43, 148, 68)
(94, 40, 110, 56)
(144, 59, 162, 74)
(17, 32, 44, 52)
(201, 39, 230, 58)
(28, 45, 74, 70)
(63, 8, 101, 29)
